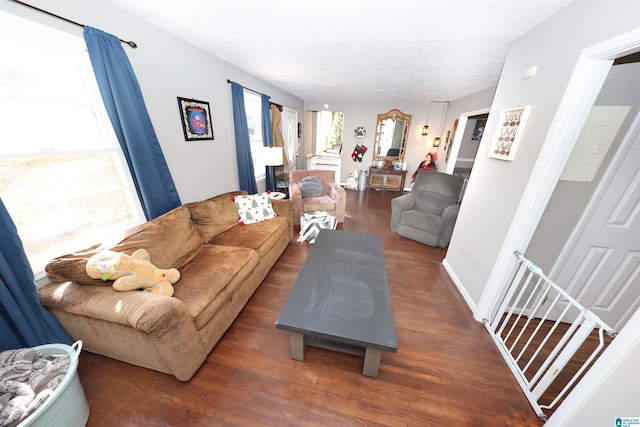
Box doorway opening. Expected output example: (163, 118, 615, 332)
(306, 110, 344, 182)
(452, 113, 488, 179)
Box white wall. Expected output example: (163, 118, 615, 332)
(0, 0, 304, 204)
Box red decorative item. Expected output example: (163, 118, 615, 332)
(351, 144, 368, 163)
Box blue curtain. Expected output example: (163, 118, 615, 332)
(0, 199, 72, 350)
(231, 82, 258, 194)
(261, 94, 276, 192)
(84, 26, 181, 220)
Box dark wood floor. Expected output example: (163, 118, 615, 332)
(77, 189, 543, 426)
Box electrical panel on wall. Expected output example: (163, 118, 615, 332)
(560, 105, 631, 182)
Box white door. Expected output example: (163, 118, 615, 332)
(551, 109, 640, 331)
(281, 107, 298, 167)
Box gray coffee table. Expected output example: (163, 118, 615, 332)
(276, 230, 397, 378)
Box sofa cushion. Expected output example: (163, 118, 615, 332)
(401, 209, 443, 232)
(299, 176, 324, 198)
(45, 243, 108, 285)
(184, 191, 245, 241)
(173, 245, 259, 330)
(209, 216, 289, 257)
(110, 206, 204, 270)
(301, 195, 337, 213)
(233, 193, 277, 225)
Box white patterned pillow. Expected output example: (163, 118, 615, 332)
(233, 193, 277, 225)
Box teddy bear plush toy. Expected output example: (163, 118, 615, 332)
(85, 249, 180, 296)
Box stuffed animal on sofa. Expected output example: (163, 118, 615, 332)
(85, 249, 180, 296)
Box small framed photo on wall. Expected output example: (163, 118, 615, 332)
(488, 105, 532, 161)
(177, 97, 214, 141)
(472, 119, 486, 141)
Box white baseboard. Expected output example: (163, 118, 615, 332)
(442, 257, 478, 319)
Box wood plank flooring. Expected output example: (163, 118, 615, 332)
(77, 188, 543, 426)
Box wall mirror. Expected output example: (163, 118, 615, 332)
(372, 109, 412, 163)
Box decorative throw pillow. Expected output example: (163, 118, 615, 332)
(233, 193, 277, 225)
(299, 176, 324, 198)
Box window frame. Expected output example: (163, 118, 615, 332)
(0, 11, 145, 277)
(243, 90, 267, 181)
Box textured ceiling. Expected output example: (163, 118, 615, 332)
(107, 0, 575, 102)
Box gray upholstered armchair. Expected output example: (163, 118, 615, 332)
(391, 171, 465, 247)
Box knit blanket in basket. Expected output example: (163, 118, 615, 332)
(0, 348, 70, 427)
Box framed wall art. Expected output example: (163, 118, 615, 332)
(442, 129, 451, 150)
(488, 105, 532, 161)
(447, 119, 459, 151)
(177, 97, 214, 141)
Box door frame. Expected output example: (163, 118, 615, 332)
(444, 108, 491, 175)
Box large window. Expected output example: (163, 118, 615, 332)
(243, 90, 267, 180)
(0, 12, 144, 275)
(315, 110, 343, 155)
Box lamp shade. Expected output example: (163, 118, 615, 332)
(262, 146, 284, 166)
(421, 125, 430, 136)
(432, 137, 441, 148)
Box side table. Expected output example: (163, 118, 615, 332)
(276, 173, 290, 198)
(268, 191, 286, 200)
(368, 167, 406, 191)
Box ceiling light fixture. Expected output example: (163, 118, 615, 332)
(423, 101, 433, 137)
(432, 137, 441, 148)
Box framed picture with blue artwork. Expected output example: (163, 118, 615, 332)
(177, 97, 214, 141)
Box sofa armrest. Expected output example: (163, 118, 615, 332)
(39, 281, 207, 380)
(328, 183, 346, 223)
(289, 182, 303, 225)
(390, 194, 415, 232)
(39, 281, 196, 338)
(438, 204, 461, 248)
(271, 198, 294, 240)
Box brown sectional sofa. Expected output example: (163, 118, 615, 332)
(38, 191, 293, 381)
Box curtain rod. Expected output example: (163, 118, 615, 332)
(226, 79, 270, 98)
(10, 0, 137, 48)
(226, 79, 282, 110)
(270, 101, 283, 111)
